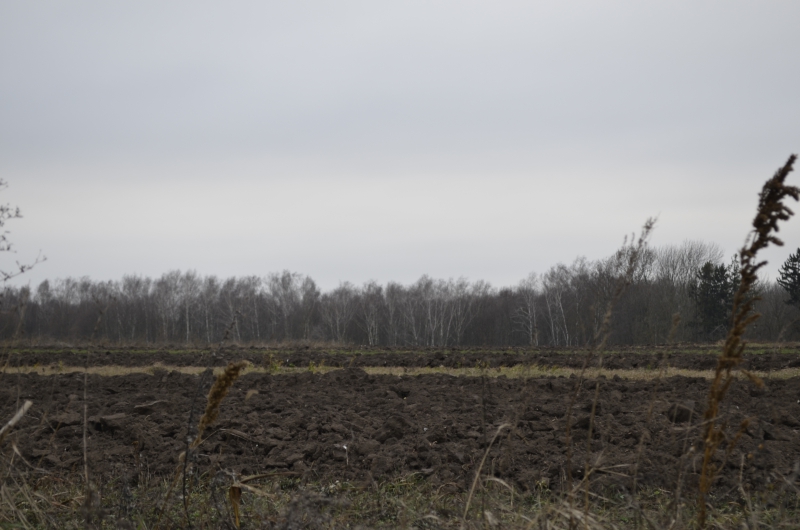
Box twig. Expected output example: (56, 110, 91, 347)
(462, 423, 510, 525)
(0, 401, 32, 445)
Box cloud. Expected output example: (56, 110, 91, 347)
(1, 1, 799, 288)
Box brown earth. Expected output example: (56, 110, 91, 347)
(6, 345, 800, 371)
(3, 367, 800, 499)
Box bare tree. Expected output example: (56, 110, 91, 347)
(267, 271, 302, 341)
(153, 271, 181, 341)
(236, 276, 263, 341)
(299, 276, 320, 340)
(384, 282, 403, 346)
(0, 179, 44, 285)
(450, 278, 489, 346)
(542, 265, 572, 346)
(400, 282, 423, 346)
(514, 273, 540, 346)
(320, 282, 357, 343)
(198, 276, 220, 343)
(358, 281, 384, 346)
(178, 271, 201, 344)
(654, 240, 724, 285)
(219, 277, 242, 342)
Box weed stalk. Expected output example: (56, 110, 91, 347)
(698, 154, 799, 527)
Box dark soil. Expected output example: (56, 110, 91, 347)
(7, 345, 800, 371)
(3, 368, 800, 498)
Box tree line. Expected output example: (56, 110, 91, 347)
(3, 242, 800, 347)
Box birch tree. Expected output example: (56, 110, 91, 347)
(320, 282, 357, 343)
(513, 273, 539, 346)
(358, 281, 383, 346)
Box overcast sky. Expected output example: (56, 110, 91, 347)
(1, 1, 799, 290)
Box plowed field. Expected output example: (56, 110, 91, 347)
(3, 347, 800, 499)
(8, 344, 800, 371)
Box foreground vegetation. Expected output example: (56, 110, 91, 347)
(7, 472, 800, 529)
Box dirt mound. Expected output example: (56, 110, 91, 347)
(3, 369, 799, 496)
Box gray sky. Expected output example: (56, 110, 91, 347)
(2, 1, 799, 290)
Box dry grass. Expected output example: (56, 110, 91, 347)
(3, 471, 798, 529)
(7, 362, 800, 381)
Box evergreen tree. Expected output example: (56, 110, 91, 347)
(691, 261, 735, 339)
(777, 248, 800, 309)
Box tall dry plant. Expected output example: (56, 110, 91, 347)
(698, 154, 799, 527)
(153, 317, 243, 530)
(564, 217, 656, 496)
(152, 359, 248, 530)
(191, 360, 248, 447)
(81, 301, 109, 529)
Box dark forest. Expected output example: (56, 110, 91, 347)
(6, 241, 800, 347)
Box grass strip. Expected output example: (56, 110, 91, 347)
(6, 363, 800, 380)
